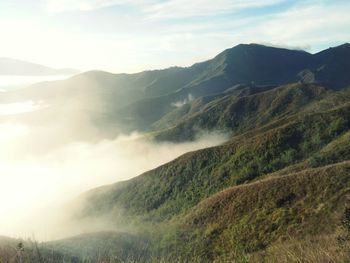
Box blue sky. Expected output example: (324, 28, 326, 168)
(0, 0, 349, 72)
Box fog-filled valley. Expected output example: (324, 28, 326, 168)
(0, 75, 228, 240)
(2, 0, 350, 261)
(0, 42, 349, 262)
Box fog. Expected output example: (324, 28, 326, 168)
(0, 101, 46, 115)
(0, 75, 73, 92)
(0, 90, 227, 240)
(171, 93, 194, 108)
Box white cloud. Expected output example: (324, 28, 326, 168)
(45, 0, 159, 12)
(46, 0, 132, 12)
(144, 0, 285, 19)
(171, 93, 194, 108)
(45, 0, 285, 14)
(0, 101, 46, 115)
(1, 0, 349, 73)
(237, 2, 350, 51)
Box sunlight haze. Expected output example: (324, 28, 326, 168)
(0, 0, 349, 73)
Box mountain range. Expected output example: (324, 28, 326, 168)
(0, 57, 79, 76)
(2, 43, 349, 134)
(0, 43, 350, 262)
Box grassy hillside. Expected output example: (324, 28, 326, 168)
(53, 81, 349, 262)
(153, 83, 332, 141)
(0, 236, 83, 263)
(179, 161, 350, 262)
(150, 84, 276, 131)
(79, 86, 350, 223)
(2, 162, 349, 262)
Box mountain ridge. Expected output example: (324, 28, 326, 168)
(0, 57, 80, 76)
(1, 43, 349, 136)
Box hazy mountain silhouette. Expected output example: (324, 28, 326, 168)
(0, 57, 79, 76)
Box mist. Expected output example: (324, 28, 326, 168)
(171, 93, 194, 108)
(0, 75, 74, 92)
(0, 114, 227, 240)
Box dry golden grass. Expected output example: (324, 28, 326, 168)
(250, 234, 350, 263)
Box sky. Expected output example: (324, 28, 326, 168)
(0, 0, 349, 73)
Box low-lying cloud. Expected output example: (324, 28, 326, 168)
(171, 93, 194, 108)
(0, 118, 226, 240)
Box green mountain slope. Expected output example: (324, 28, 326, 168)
(180, 161, 350, 261)
(150, 84, 276, 131)
(153, 83, 332, 141)
(55, 82, 349, 262)
(78, 86, 350, 223)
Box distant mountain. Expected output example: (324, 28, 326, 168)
(311, 43, 350, 88)
(0, 57, 79, 75)
(107, 43, 350, 133)
(2, 43, 348, 136)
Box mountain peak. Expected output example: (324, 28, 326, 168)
(230, 43, 270, 50)
(231, 43, 309, 52)
(337, 42, 350, 48)
(316, 43, 350, 54)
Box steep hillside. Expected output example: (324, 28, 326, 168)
(180, 161, 350, 261)
(78, 88, 350, 224)
(55, 80, 349, 262)
(190, 44, 312, 88)
(150, 84, 276, 131)
(311, 43, 350, 89)
(153, 83, 331, 141)
(4, 76, 341, 262)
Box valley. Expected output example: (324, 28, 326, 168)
(0, 43, 349, 262)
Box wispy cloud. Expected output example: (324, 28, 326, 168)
(45, 0, 145, 12)
(143, 0, 286, 19)
(45, 0, 285, 14)
(1, 0, 349, 72)
(241, 1, 350, 51)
